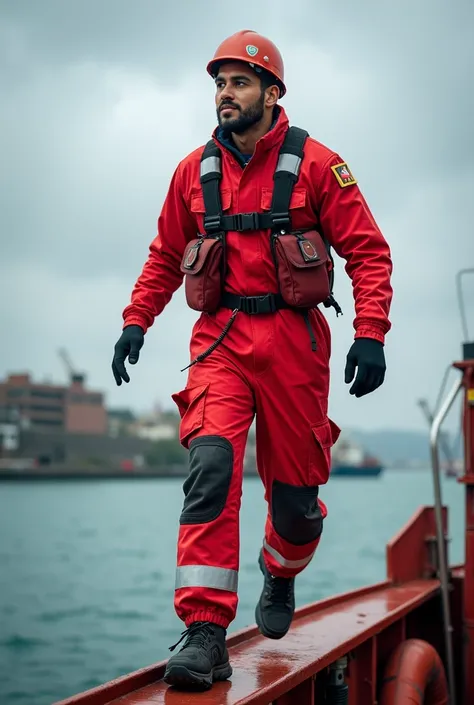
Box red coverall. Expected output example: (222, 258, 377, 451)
(122, 106, 393, 629)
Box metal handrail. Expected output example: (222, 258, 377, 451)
(429, 375, 463, 705)
(456, 268, 474, 341)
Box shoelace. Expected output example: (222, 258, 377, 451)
(266, 574, 294, 604)
(168, 621, 215, 652)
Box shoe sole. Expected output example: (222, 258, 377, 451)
(255, 551, 292, 640)
(163, 662, 232, 691)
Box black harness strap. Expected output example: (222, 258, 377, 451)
(198, 127, 341, 312)
(183, 127, 340, 370)
(199, 126, 308, 235)
(200, 140, 224, 235)
(270, 126, 308, 232)
(198, 126, 340, 310)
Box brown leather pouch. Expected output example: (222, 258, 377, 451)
(271, 229, 331, 308)
(180, 236, 224, 312)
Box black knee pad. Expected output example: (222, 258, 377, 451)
(271, 479, 323, 545)
(179, 435, 233, 525)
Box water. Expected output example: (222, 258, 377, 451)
(0, 470, 464, 705)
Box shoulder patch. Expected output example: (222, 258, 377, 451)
(331, 162, 357, 188)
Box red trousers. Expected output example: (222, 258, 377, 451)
(171, 306, 340, 629)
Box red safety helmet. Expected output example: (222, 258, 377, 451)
(207, 30, 286, 97)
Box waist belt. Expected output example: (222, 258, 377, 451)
(220, 291, 291, 315)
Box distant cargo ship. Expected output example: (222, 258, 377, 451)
(330, 433, 384, 477)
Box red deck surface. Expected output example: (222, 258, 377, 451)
(55, 578, 440, 705)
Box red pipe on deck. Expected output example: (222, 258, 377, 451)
(457, 360, 474, 705)
(379, 639, 449, 705)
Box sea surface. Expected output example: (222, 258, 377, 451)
(0, 470, 465, 705)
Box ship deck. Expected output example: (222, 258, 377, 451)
(55, 506, 467, 705)
(55, 578, 441, 705)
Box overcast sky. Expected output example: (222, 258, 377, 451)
(1, 0, 473, 434)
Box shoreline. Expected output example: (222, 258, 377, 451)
(0, 465, 258, 480)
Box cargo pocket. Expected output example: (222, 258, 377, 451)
(309, 416, 341, 484)
(171, 383, 209, 448)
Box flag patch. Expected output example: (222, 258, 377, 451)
(331, 162, 357, 188)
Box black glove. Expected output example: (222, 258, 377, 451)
(344, 337, 386, 398)
(112, 325, 145, 385)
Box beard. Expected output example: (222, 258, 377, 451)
(217, 91, 265, 136)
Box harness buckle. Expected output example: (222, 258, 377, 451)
(234, 212, 260, 232)
(240, 294, 277, 315)
(203, 214, 222, 234)
(271, 213, 291, 231)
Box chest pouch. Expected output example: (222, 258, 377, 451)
(271, 229, 332, 308)
(180, 235, 224, 312)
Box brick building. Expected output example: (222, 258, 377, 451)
(0, 373, 107, 435)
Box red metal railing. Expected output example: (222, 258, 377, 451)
(455, 358, 474, 705)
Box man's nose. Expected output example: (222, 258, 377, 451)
(219, 84, 235, 102)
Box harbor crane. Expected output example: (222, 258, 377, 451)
(57, 348, 86, 385)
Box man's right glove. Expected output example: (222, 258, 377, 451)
(112, 325, 145, 385)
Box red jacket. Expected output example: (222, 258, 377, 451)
(122, 107, 393, 344)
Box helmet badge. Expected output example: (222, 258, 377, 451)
(246, 44, 259, 57)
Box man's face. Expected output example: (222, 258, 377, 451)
(215, 62, 265, 135)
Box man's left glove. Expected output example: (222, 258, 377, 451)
(344, 337, 386, 398)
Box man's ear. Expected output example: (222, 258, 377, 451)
(265, 85, 280, 107)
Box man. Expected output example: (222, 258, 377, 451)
(112, 29, 393, 691)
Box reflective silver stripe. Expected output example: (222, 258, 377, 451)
(175, 565, 238, 592)
(276, 153, 302, 176)
(263, 540, 315, 569)
(200, 156, 221, 177)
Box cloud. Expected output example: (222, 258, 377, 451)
(1, 0, 473, 436)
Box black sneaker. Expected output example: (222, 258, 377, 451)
(255, 549, 295, 639)
(163, 621, 232, 691)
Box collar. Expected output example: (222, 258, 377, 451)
(213, 105, 289, 166)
